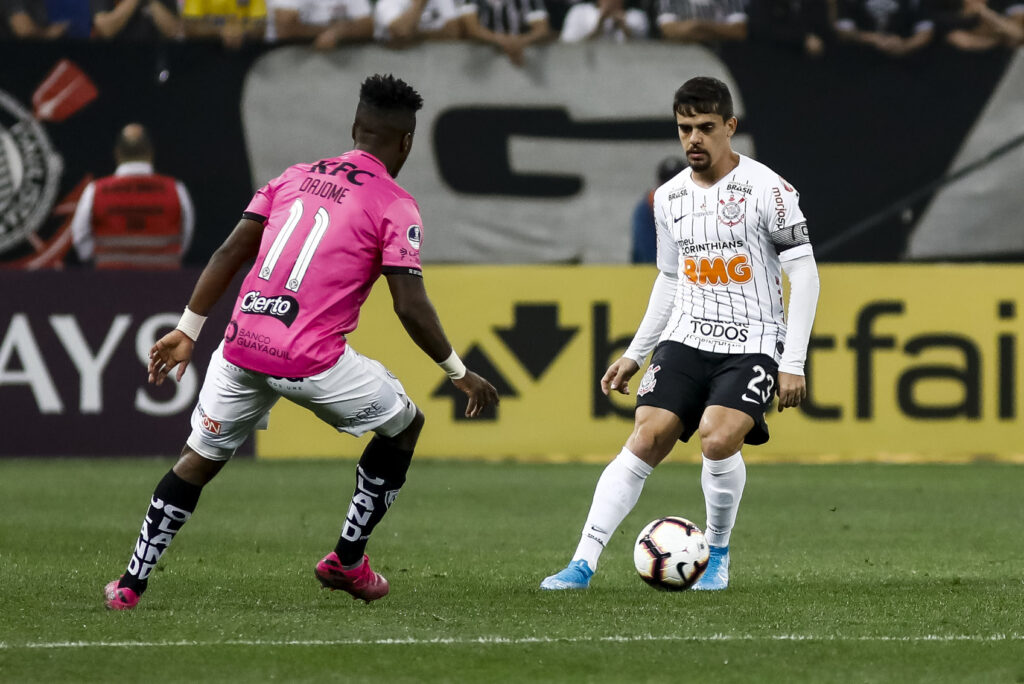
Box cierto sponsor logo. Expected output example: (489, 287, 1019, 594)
(239, 291, 300, 327)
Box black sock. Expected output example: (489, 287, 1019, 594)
(335, 436, 413, 566)
(119, 470, 203, 594)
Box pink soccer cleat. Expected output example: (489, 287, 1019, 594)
(315, 553, 389, 602)
(104, 578, 140, 611)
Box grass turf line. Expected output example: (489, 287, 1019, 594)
(1, 459, 1022, 683)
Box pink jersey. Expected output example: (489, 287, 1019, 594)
(221, 150, 424, 377)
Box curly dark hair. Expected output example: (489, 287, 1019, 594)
(359, 74, 424, 114)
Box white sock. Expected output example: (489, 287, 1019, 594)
(572, 447, 653, 571)
(701, 451, 745, 548)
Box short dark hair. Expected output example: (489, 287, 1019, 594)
(359, 74, 423, 117)
(673, 77, 734, 122)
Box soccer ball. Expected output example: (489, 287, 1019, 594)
(633, 517, 710, 590)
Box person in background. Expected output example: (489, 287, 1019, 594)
(656, 0, 747, 45)
(462, 0, 552, 66)
(46, 0, 93, 37)
(946, 0, 1023, 49)
(373, 0, 467, 47)
(834, 0, 935, 57)
(71, 123, 195, 269)
(266, 0, 372, 49)
(559, 0, 650, 43)
(0, 0, 68, 39)
(181, 0, 266, 49)
(631, 155, 685, 264)
(747, 0, 836, 57)
(92, 0, 182, 40)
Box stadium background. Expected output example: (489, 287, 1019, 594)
(1, 39, 1022, 462)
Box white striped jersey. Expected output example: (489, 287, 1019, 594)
(467, 0, 548, 34)
(653, 154, 812, 361)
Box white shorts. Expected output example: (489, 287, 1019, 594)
(186, 342, 418, 461)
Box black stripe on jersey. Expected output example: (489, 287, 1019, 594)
(702, 191, 713, 321)
(749, 195, 765, 334)
(714, 186, 726, 325)
(242, 211, 267, 223)
(736, 179, 751, 327)
(472, 0, 547, 35)
(382, 266, 423, 277)
(756, 200, 775, 357)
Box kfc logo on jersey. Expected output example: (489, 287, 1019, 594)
(683, 254, 753, 285)
(637, 364, 660, 397)
(719, 195, 745, 227)
(406, 224, 422, 250)
(239, 290, 300, 327)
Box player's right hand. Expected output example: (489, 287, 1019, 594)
(452, 371, 500, 418)
(601, 357, 640, 396)
(148, 329, 195, 386)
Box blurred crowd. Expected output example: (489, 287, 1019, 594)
(1, 0, 1021, 61)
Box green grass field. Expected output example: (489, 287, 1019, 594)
(1, 458, 1022, 683)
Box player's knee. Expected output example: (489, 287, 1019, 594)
(627, 422, 675, 463)
(172, 445, 225, 487)
(698, 429, 741, 460)
(391, 408, 425, 451)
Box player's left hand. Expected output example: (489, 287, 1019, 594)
(776, 372, 806, 412)
(149, 329, 195, 386)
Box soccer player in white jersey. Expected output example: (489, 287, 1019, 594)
(541, 76, 820, 591)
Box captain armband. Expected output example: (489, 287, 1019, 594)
(176, 307, 207, 342)
(770, 222, 811, 254)
(439, 349, 467, 380)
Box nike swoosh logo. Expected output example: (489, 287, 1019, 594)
(741, 394, 761, 405)
(673, 214, 689, 223)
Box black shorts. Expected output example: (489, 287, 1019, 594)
(635, 342, 778, 445)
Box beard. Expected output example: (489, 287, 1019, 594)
(687, 151, 711, 172)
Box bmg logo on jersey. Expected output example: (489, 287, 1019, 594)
(683, 254, 752, 285)
(240, 290, 300, 327)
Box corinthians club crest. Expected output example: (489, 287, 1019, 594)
(0, 59, 97, 268)
(718, 194, 745, 227)
(0, 89, 63, 257)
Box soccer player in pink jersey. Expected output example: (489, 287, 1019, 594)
(103, 74, 499, 610)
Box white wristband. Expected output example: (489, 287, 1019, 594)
(439, 349, 467, 380)
(176, 306, 207, 342)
